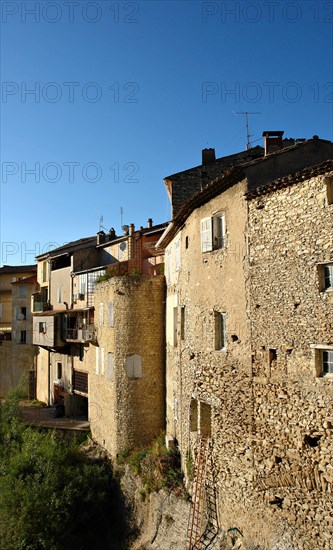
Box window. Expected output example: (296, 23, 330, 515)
(325, 176, 333, 205)
(175, 239, 180, 271)
(180, 306, 185, 340)
(99, 302, 104, 325)
(19, 286, 27, 298)
(17, 307, 27, 320)
(269, 348, 277, 368)
(39, 322, 46, 334)
(125, 354, 142, 379)
(201, 212, 226, 252)
(107, 352, 114, 380)
(101, 348, 105, 375)
(185, 236, 189, 249)
(57, 283, 63, 304)
(78, 274, 87, 295)
(324, 264, 333, 290)
(108, 301, 114, 327)
(322, 350, 333, 376)
(20, 330, 27, 344)
(57, 362, 62, 379)
(215, 312, 227, 350)
(42, 261, 49, 283)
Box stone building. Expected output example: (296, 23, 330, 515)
(158, 135, 333, 548)
(90, 274, 165, 457)
(32, 220, 167, 456)
(0, 264, 37, 397)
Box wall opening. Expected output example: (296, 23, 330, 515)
(190, 398, 198, 433)
(200, 402, 212, 438)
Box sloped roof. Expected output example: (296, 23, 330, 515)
(0, 265, 37, 274)
(36, 236, 96, 260)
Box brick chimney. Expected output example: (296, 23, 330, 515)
(202, 148, 216, 165)
(129, 223, 135, 235)
(263, 131, 284, 155)
(97, 230, 105, 245)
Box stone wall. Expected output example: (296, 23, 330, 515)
(164, 167, 333, 548)
(90, 275, 165, 458)
(247, 169, 333, 549)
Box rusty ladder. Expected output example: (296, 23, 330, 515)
(187, 436, 210, 550)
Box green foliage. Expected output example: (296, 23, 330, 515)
(0, 396, 125, 550)
(121, 433, 185, 496)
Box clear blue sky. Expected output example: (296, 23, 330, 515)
(0, 0, 332, 266)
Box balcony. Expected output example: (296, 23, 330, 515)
(32, 291, 49, 313)
(65, 325, 96, 343)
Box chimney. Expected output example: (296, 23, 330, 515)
(122, 225, 129, 236)
(147, 218, 153, 229)
(129, 223, 135, 235)
(108, 227, 116, 239)
(97, 230, 105, 245)
(202, 148, 216, 165)
(262, 131, 284, 155)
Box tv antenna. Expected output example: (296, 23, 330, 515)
(120, 206, 123, 227)
(99, 215, 107, 232)
(234, 111, 261, 150)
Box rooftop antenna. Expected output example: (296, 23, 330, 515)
(99, 215, 107, 232)
(120, 206, 123, 227)
(234, 111, 261, 150)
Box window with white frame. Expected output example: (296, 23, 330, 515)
(201, 212, 226, 252)
(175, 239, 180, 271)
(95, 347, 100, 375)
(107, 352, 114, 380)
(125, 354, 142, 379)
(108, 301, 114, 327)
(215, 312, 227, 350)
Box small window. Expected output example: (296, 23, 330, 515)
(20, 330, 27, 344)
(201, 212, 226, 253)
(108, 301, 114, 327)
(319, 263, 333, 291)
(126, 354, 142, 379)
(57, 283, 63, 304)
(57, 362, 62, 379)
(325, 176, 333, 205)
(269, 349, 277, 367)
(322, 350, 333, 376)
(180, 306, 185, 341)
(39, 322, 46, 334)
(107, 352, 114, 380)
(185, 236, 189, 249)
(19, 286, 27, 298)
(215, 312, 227, 350)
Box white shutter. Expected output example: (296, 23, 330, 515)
(107, 352, 114, 380)
(201, 217, 212, 252)
(133, 355, 142, 378)
(108, 301, 114, 327)
(95, 347, 100, 375)
(101, 348, 105, 375)
(99, 303, 104, 325)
